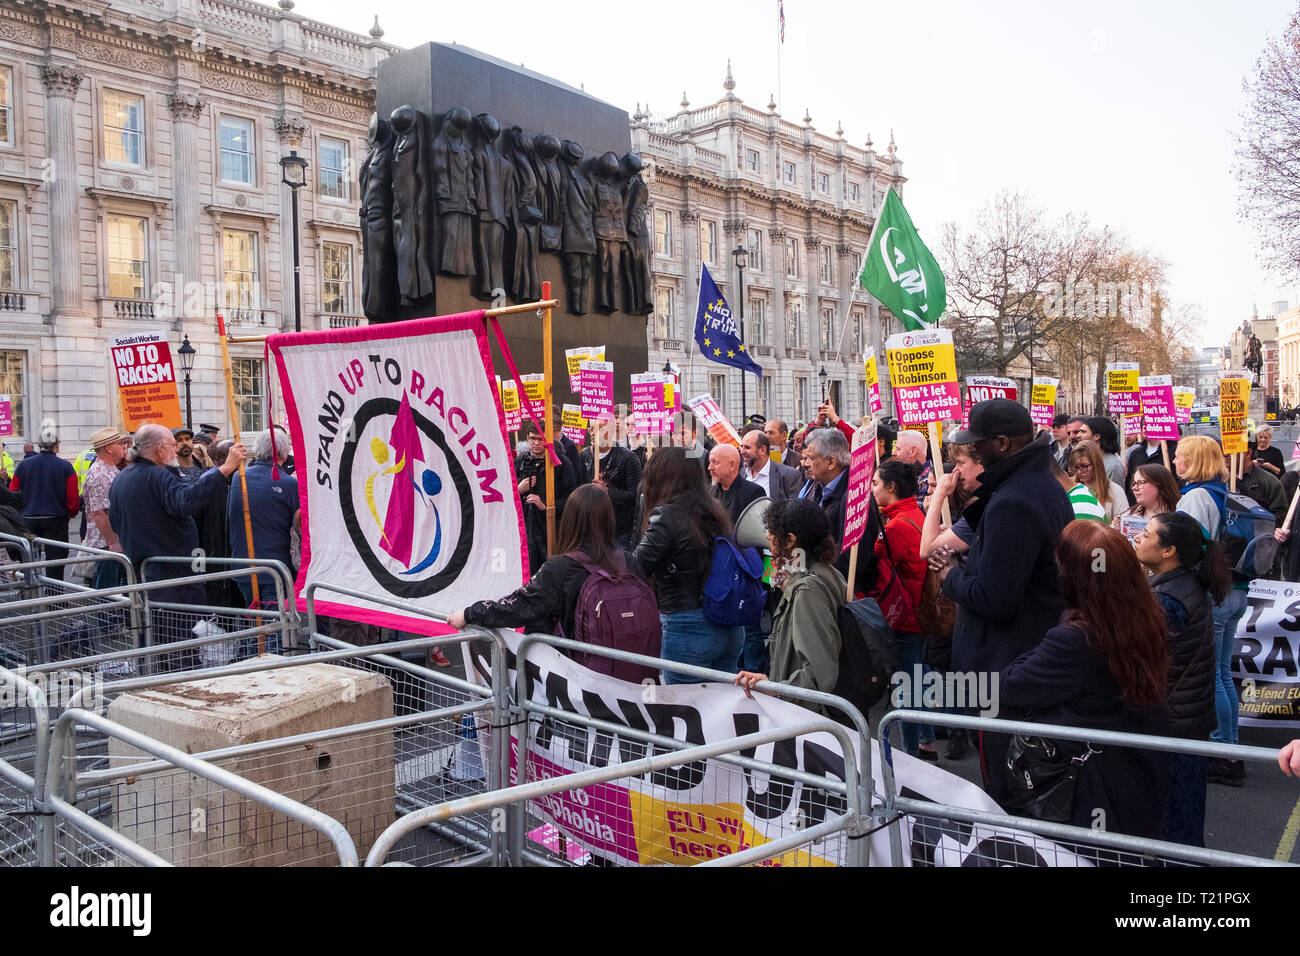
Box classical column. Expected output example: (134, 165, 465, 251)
(40, 62, 85, 320)
(167, 92, 206, 323)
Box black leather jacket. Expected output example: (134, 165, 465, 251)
(631, 502, 711, 614)
(1151, 566, 1216, 739)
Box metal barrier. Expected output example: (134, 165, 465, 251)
(0, 665, 50, 866)
(877, 710, 1295, 867)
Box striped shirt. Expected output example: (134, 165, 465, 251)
(1068, 483, 1108, 523)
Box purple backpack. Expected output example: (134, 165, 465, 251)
(564, 551, 662, 685)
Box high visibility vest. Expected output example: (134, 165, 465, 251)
(73, 448, 97, 494)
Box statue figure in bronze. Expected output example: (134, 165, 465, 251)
(359, 112, 397, 320)
(532, 134, 564, 253)
(505, 126, 542, 302)
(559, 140, 596, 315)
(471, 113, 514, 301)
(592, 151, 629, 314)
(621, 152, 653, 316)
(388, 105, 434, 302)
(430, 106, 476, 277)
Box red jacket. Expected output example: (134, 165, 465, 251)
(873, 497, 927, 634)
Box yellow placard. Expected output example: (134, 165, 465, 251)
(1220, 377, 1250, 454)
(560, 406, 586, 430)
(1174, 390, 1195, 412)
(1107, 368, 1139, 394)
(864, 353, 879, 390)
(884, 330, 960, 425)
(501, 381, 520, 413)
(1031, 383, 1056, 406)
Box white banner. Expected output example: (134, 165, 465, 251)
(269, 312, 526, 634)
(468, 633, 1092, 867)
(1234, 580, 1300, 728)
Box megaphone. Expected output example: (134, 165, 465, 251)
(734, 497, 772, 550)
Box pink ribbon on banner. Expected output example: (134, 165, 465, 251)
(487, 316, 562, 467)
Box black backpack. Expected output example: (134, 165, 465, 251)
(833, 597, 898, 720)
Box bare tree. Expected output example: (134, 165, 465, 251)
(1235, 12, 1300, 281)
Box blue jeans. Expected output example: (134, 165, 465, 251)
(893, 631, 935, 754)
(660, 608, 744, 685)
(739, 620, 769, 674)
(1210, 588, 1247, 746)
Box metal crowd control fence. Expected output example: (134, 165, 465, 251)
(877, 710, 1295, 868)
(0, 665, 49, 866)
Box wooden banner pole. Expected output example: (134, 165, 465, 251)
(1161, 439, 1170, 471)
(542, 282, 556, 558)
(928, 421, 951, 527)
(218, 314, 262, 652)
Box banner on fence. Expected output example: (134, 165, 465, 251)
(886, 329, 960, 426)
(1234, 579, 1300, 729)
(469, 632, 1092, 867)
(268, 311, 527, 635)
(1030, 377, 1058, 429)
(109, 330, 183, 431)
(1106, 363, 1141, 416)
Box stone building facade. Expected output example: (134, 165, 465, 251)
(632, 67, 908, 427)
(0, 0, 392, 453)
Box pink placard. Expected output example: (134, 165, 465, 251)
(0, 396, 11, 437)
(1138, 377, 1178, 441)
(842, 424, 879, 552)
(579, 361, 614, 420)
(630, 373, 668, 434)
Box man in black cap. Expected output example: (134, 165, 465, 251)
(932, 398, 1073, 802)
(172, 426, 204, 481)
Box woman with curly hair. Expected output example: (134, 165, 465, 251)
(735, 499, 846, 709)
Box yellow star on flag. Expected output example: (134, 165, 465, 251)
(714, 348, 721, 356)
(727, 350, 736, 358)
(703, 338, 710, 346)
(738, 345, 746, 352)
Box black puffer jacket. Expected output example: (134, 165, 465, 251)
(631, 502, 713, 614)
(1151, 566, 1216, 739)
(465, 552, 593, 639)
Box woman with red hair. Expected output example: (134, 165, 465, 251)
(1000, 520, 1172, 840)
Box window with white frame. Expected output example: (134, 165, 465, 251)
(820, 246, 833, 284)
(222, 229, 259, 314)
(746, 228, 763, 271)
(710, 373, 727, 413)
(748, 297, 766, 346)
(794, 375, 809, 424)
(0, 349, 23, 435)
(784, 237, 800, 278)
(850, 182, 860, 203)
(700, 220, 717, 265)
(787, 300, 803, 349)
(106, 215, 148, 299)
(745, 148, 760, 173)
(782, 161, 797, 185)
(654, 209, 673, 256)
(0, 66, 12, 147)
(219, 116, 254, 184)
(0, 199, 16, 289)
(820, 308, 835, 353)
(319, 137, 349, 200)
(852, 311, 865, 352)
(851, 251, 863, 278)
(761, 376, 772, 418)
(817, 171, 830, 194)
(654, 287, 675, 339)
(322, 242, 353, 314)
(231, 357, 265, 434)
(103, 89, 145, 166)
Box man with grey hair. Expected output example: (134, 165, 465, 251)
(228, 426, 298, 623)
(109, 423, 246, 666)
(805, 425, 880, 592)
(893, 429, 932, 508)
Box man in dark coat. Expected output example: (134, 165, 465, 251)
(516, 420, 576, 573)
(580, 417, 643, 547)
(707, 444, 764, 525)
(937, 399, 1073, 803)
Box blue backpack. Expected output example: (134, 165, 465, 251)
(1195, 484, 1278, 581)
(701, 537, 766, 628)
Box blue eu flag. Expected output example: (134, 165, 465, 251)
(694, 264, 763, 378)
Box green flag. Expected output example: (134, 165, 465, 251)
(859, 188, 946, 331)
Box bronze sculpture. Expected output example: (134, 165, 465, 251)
(532, 134, 564, 253)
(430, 106, 476, 277)
(471, 113, 514, 301)
(505, 126, 542, 302)
(592, 151, 629, 314)
(559, 140, 596, 315)
(621, 152, 653, 316)
(388, 105, 434, 302)
(359, 112, 398, 320)
(1247, 334, 1264, 385)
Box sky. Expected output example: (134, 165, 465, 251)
(299, 0, 1299, 349)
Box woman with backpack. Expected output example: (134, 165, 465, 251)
(1174, 434, 1248, 786)
(1134, 511, 1228, 845)
(734, 499, 846, 708)
(872, 459, 936, 760)
(632, 446, 744, 684)
(448, 484, 661, 684)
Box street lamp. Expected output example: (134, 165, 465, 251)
(818, 365, 828, 401)
(732, 244, 748, 423)
(279, 148, 310, 333)
(177, 334, 196, 431)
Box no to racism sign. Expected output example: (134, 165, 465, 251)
(109, 330, 182, 431)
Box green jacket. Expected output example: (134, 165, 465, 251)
(768, 561, 847, 706)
